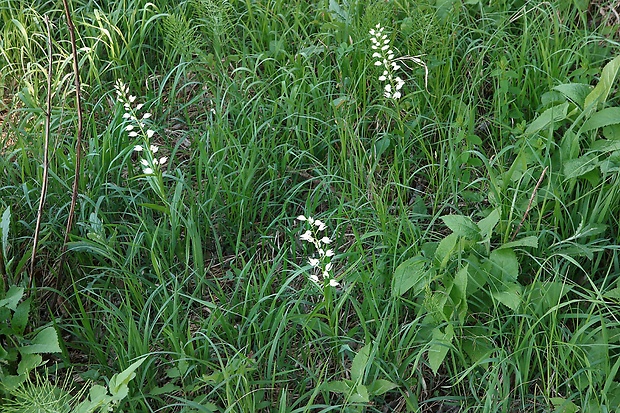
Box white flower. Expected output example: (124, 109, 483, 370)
(140, 159, 149, 166)
(297, 215, 307, 221)
(314, 220, 326, 231)
(300, 230, 314, 243)
(142, 112, 152, 119)
(159, 157, 168, 165)
(135, 104, 144, 111)
(129, 131, 138, 137)
(325, 249, 335, 257)
(133, 145, 143, 152)
(150, 145, 159, 153)
(320, 236, 332, 244)
(147, 129, 155, 138)
(125, 125, 134, 131)
(329, 279, 340, 287)
(143, 167, 154, 175)
(309, 258, 320, 267)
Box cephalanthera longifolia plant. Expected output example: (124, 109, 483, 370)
(115, 80, 169, 202)
(369, 23, 428, 100)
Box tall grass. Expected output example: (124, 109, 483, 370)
(1, 0, 620, 411)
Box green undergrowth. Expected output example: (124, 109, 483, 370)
(1, 0, 620, 411)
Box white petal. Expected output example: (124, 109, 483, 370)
(140, 159, 149, 166)
(133, 145, 143, 152)
(159, 157, 168, 165)
(147, 129, 155, 138)
(135, 104, 144, 111)
(297, 215, 307, 221)
(325, 249, 335, 257)
(150, 145, 159, 153)
(319, 237, 331, 244)
(128, 131, 138, 137)
(142, 112, 152, 119)
(143, 167, 154, 174)
(129, 95, 136, 103)
(308, 258, 320, 267)
(125, 124, 134, 131)
(329, 279, 340, 287)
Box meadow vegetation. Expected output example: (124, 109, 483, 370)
(1, 0, 620, 411)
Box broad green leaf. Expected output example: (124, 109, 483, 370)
(441, 215, 480, 240)
(477, 209, 500, 242)
(366, 379, 398, 396)
(582, 107, 620, 132)
(589, 139, 620, 152)
(584, 55, 620, 112)
(17, 354, 43, 375)
(350, 384, 370, 403)
(492, 282, 523, 311)
(434, 233, 459, 269)
(20, 326, 61, 354)
(323, 380, 351, 394)
(525, 102, 569, 136)
(553, 83, 592, 108)
(550, 397, 580, 413)
(488, 249, 519, 283)
(149, 383, 181, 396)
(392, 256, 433, 297)
(604, 287, 620, 300)
(525, 281, 572, 315)
(12, 298, 30, 335)
(428, 325, 454, 375)
(563, 153, 599, 179)
(496, 236, 539, 250)
(0, 285, 24, 311)
(109, 356, 147, 400)
(351, 343, 371, 383)
(450, 265, 469, 323)
(599, 151, 620, 173)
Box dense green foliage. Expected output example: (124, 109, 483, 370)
(1, 0, 620, 411)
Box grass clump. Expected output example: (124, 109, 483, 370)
(1, 0, 620, 411)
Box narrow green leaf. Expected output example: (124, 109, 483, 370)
(392, 256, 432, 297)
(1, 206, 10, 258)
(525, 102, 569, 136)
(351, 344, 371, 383)
(20, 326, 61, 354)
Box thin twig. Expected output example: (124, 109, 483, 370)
(511, 166, 548, 241)
(30, 15, 53, 291)
(59, 0, 83, 279)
